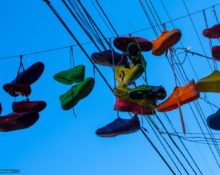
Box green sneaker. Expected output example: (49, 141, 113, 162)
(53, 65, 85, 85)
(59, 78, 95, 110)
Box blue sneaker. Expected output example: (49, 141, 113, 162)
(207, 109, 220, 130)
(96, 115, 140, 137)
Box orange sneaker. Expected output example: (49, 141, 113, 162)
(157, 80, 200, 112)
(152, 29, 181, 56)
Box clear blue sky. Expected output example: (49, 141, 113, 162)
(0, 0, 220, 174)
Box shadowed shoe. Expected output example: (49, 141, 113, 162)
(196, 71, 220, 93)
(129, 85, 166, 100)
(13, 100, 47, 113)
(114, 86, 156, 110)
(91, 50, 128, 67)
(96, 115, 140, 137)
(59, 78, 95, 110)
(54, 65, 85, 85)
(203, 24, 220, 39)
(113, 36, 152, 52)
(3, 83, 31, 97)
(152, 29, 181, 56)
(115, 64, 144, 87)
(157, 80, 200, 112)
(207, 109, 220, 130)
(114, 97, 155, 115)
(0, 112, 39, 132)
(212, 46, 220, 61)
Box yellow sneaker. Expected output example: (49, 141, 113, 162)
(196, 71, 220, 93)
(115, 64, 144, 87)
(113, 86, 156, 110)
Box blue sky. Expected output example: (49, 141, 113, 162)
(0, 0, 220, 174)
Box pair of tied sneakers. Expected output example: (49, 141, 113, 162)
(3, 62, 44, 97)
(96, 115, 140, 137)
(54, 65, 95, 110)
(203, 24, 220, 60)
(0, 99, 46, 132)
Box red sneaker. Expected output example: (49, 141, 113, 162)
(114, 98, 155, 115)
(13, 100, 46, 113)
(0, 112, 39, 132)
(212, 46, 220, 60)
(113, 36, 152, 52)
(203, 24, 220, 39)
(3, 83, 31, 97)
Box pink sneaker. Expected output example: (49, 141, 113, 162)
(114, 98, 155, 115)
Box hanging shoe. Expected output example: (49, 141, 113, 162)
(207, 109, 220, 130)
(3, 62, 44, 97)
(54, 65, 85, 85)
(13, 100, 46, 113)
(115, 64, 144, 87)
(157, 80, 200, 112)
(196, 71, 220, 93)
(12, 62, 44, 84)
(212, 46, 220, 61)
(152, 29, 181, 56)
(113, 36, 152, 52)
(129, 85, 167, 100)
(96, 115, 140, 137)
(114, 97, 155, 115)
(114, 86, 156, 110)
(59, 78, 95, 110)
(3, 83, 31, 97)
(203, 24, 220, 39)
(91, 50, 128, 67)
(126, 43, 147, 69)
(0, 112, 39, 132)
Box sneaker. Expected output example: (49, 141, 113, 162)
(212, 46, 220, 60)
(207, 109, 220, 130)
(203, 24, 220, 39)
(157, 80, 200, 112)
(12, 62, 44, 84)
(91, 50, 128, 67)
(129, 85, 167, 100)
(0, 112, 39, 132)
(115, 64, 144, 87)
(13, 100, 46, 113)
(59, 78, 95, 110)
(113, 36, 152, 52)
(152, 29, 181, 56)
(127, 43, 147, 70)
(196, 71, 220, 93)
(96, 115, 140, 137)
(54, 65, 85, 85)
(114, 97, 155, 115)
(3, 83, 31, 97)
(114, 86, 156, 110)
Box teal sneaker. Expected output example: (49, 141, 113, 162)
(59, 78, 95, 110)
(54, 65, 85, 85)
